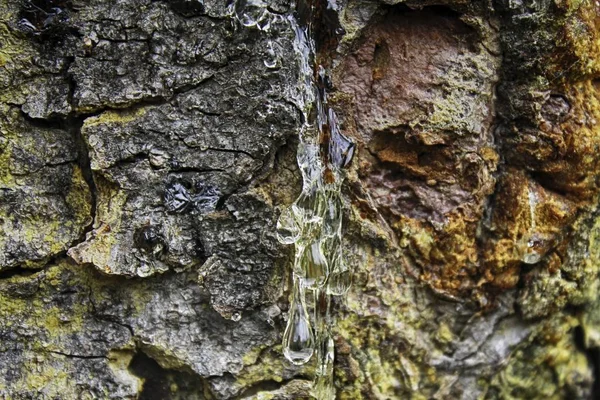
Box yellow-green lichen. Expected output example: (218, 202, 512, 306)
(335, 308, 429, 399)
(84, 107, 149, 128)
(236, 345, 315, 390)
(107, 350, 143, 395)
(0, 165, 92, 269)
(68, 177, 127, 275)
(487, 316, 592, 400)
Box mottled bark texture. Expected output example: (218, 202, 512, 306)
(1, 0, 600, 398)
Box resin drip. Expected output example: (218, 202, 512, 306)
(231, 1, 352, 397)
(280, 2, 353, 399)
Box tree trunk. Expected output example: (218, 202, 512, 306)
(1, 0, 599, 398)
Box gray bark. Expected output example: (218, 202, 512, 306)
(1, 0, 600, 399)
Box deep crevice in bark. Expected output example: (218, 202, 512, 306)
(0, 266, 41, 280)
(573, 324, 600, 398)
(128, 349, 206, 400)
(235, 377, 312, 399)
(69, 114, 97, 246)
(0, 251, 69, 280)
(46, 350, 107, 360)
(590, 346, 600, 399)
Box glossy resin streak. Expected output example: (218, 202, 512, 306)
(233, 1, 354, 398)
(278, 24, 354, 400)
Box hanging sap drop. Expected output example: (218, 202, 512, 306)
(296, 241, 328, 289)
(270, 11, 355, 394)
(283, 278, 315, 365)
(314, 333, 335, 400)
(316, 333, 334, 375)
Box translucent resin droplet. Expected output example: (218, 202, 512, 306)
(296, 241, 328, 289)
(272, 10, 353, 394)
(522, 249, 542, 264)
(292, 187, 326, 224)
(327, 270, 351, 296)
(297, 143, 323, 186)
(292, 190, 325, 245)
(264, 40, 281, 69)
(256, 13, 272, 31)
(283, 279, 315, 365)
(164, 181, 192, 213)
(322, 235, 341, 267)
(316, 342, 333, 377)
(328, 109, 355, 170)
(322, 193, 342, 237)
(276, 207, 301, 244)
(522, 237, 546, 264)
(234, 0, 268, 28)
(314, 334, 335, 400)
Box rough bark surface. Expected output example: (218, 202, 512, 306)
(1, 0, 600, 399)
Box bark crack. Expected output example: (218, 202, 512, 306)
(45, 350, 108, 360)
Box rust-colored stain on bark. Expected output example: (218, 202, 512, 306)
(335, 9, 499, 297)
(334, 6, 600, 301)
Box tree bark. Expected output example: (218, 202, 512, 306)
(1, 0, 599, 399)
